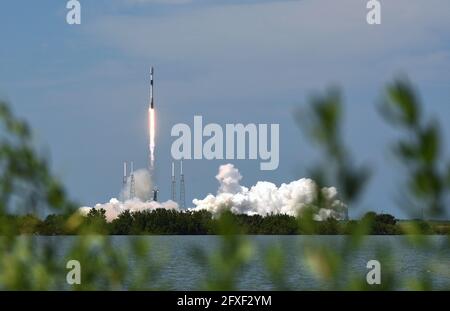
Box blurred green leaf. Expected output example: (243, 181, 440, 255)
(382, 79, 420, 128)
(419, 123, 440, 165)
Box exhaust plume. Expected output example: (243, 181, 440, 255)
(79, 167, 179, 222)
(192, 164, 346, 220)
(79, 198, 178, 222)
(121, 168, 153, 201)
(149, 107, 156, 169)
(79, 164, 345, 222)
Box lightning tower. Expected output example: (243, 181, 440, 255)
(123, 161, 127, 188)
(171, 162, 176, 202)
(130, 161, 135, 199)
(179, 160, 186, 209)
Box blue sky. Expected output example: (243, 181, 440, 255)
(1, 0, 450, 218)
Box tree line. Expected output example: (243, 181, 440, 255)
(2, 209, 448, 235)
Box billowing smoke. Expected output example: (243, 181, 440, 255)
(192, 164, 346, 221)
(79, 164, 346, 222)
(79, 168, 179, 222)
(79, 198, 178, 222)
(120, 168, 153, 201)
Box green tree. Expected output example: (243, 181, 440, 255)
(111, 210, 133, 235)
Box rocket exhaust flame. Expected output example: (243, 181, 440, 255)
(149, 107, 156, 169)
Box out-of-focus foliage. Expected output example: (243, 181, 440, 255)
(0, 100, 159, 290)
(192, 211, 254, 290)
(297, 87, 371, 204)
(0, 77, 449, 291)
(288, 78, 449, 290)
(380, 79, 450, 219)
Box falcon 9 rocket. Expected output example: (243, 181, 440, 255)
(148, 67, 156, 170)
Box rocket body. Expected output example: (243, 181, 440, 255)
(150, 67, 154, 109)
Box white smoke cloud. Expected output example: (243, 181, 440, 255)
(120, 168, 153, 201)
(192, 164, 346, 221)
(79, 198, 179, 222)
(79, 168, 179, 222)
(79, 164, 346, 222)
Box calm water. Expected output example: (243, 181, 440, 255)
(47, 235, 450, 290)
